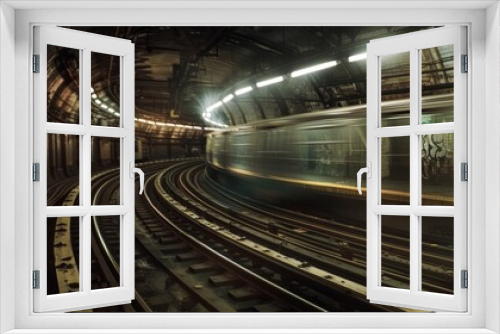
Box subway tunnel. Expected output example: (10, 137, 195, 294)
(45, 26, 456, 313)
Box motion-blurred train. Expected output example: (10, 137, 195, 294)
(206, 94, 454, 195)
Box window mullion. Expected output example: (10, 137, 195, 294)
(415, 48, 423, 296)
(82, 48, 91, 208)
(82, 48, 92, 294)
(79, 46, 86, 211)
(409, 47, 420, 294)
(82, 214, 92, 293)
(89, 205, 129, 216)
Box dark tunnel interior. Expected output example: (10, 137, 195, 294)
(44, 26, 456, 313)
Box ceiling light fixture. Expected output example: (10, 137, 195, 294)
(212, 101, 223, 108)
(222, 94, 234, 102)
(348, 53, 367, 62)
(291, 60, 338, 78)
(207, 101, 223, 112)
(235, 86, 253, 95)
(256, 76, 284, 88)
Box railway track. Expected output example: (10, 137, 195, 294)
(164, 161, 453, 295)
(48, 158, 453, 312)
(156, 161, 399, 312)
(197, 164, 454, 294)
(139, 168, 326, 312)
(51, 159, 328, 312)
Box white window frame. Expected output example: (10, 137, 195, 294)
(0, 1, 498, 333)
(33, 26, 136, 312)
(366, 26, 467, 312)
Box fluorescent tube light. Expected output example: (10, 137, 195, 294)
(235, 86, 253, 95)
(222, 94, 234, 102)
(207, 101, 223, 112)
(256, 76, 284, 88)
(348, 53, 367, 62)
(291, 60, 338, 77)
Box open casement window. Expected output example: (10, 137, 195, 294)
(363, 26, 467, 312)
(33, 26, 140, 312)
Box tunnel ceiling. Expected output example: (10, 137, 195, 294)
(59, 26, 438, 130)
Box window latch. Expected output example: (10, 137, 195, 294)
(357, 162, 371, 195)
(130, 162, 145, 195)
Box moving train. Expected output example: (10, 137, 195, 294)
(206, 94, 454, 199)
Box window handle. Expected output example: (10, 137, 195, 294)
(130, 162, 145, 195)
(357, 162, 371, 195)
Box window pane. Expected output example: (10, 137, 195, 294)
(47, 134, 80, 206)
(47, 45, 80, 124)
(421, 217, 454, 294)
(91, 52, 121, 127)
(381, 136, 410, 205)
(92, 216, 121, 290)
(381, 52, 410, 127)
(91, 137, 121, 205)
(421, 133, 454, 206)
(47, 217, 80, 295)
(381, 215, 410, 290)
(421, 45, 454, 124)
